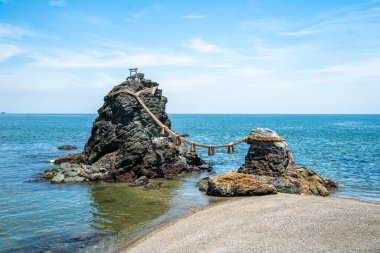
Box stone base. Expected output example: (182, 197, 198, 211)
(199, 167, 338, 197)
(199, 172, 277, 197)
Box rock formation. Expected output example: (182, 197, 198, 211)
(199, 128, 338, 197)
(238, 128, 290, 177)
(199, 171, 277, 197)
(43, 73, 207, 183)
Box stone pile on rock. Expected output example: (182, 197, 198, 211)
(199, 128, 338, 197)
(43, 73, 208, 184)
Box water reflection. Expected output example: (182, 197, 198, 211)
(88, 174, 223, 252)
(90, 180, 180, 232)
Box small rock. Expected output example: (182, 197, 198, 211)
(58, 145, 77, 150)
(145, 181, 162, 189)
(63, 176, 85, 183)
(89, 173, 104, 181)
(51, 173, 65, 183)
(268, 177, 301, 194)
(43, 171, 55, 179)
(64, 171, 78, 177)
(197, 178, 209, 192)
(133, 176, 149, 186)
(286, 170, 298, 178)
(60, 162, 71, 170)
(53, 153, 84, 165)
(198, 164, 211, 170)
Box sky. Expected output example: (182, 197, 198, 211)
(0, 0, 379, 113)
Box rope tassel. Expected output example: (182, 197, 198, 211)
(175, 136, 182, 146)
(208, 146, 215, 156)
(190, 143, 196, 152)
(227, 144, 234, 154)
(160, 127, 167, 135)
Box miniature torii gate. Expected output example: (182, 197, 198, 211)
(129, 68, 138, 76)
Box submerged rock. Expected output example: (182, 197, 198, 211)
(133, 176, 149, 186)
(58, 145, 77, 150)
(43, 73, 206, 183)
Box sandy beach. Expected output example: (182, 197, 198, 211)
(124, 194, 380, 253)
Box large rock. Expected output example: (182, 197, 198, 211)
(238, 128, 290, 177)
(199, 168, 338, 197)
(284, 167, 338, 196)
(205, 172, 277, 197)
(199, 128, 338, 197)
(43, 73, 206, 183)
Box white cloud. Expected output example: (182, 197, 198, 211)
(279, 29, 319, 36)
(185, 38, 222, 53)
(181, 14, 206, 20)
(31, 49, 197, 68)
(49, 0, 66, 7)
(81, 14, 109, 25)
(126, 4, 162, 22)
(0, 23, 37, 39)
(0, 44, 22, 62)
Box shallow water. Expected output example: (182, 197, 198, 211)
(0, 114, 379, 252)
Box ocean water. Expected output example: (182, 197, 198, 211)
(0, 114, 379, 252)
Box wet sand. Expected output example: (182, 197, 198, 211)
(123, 194, 380, 253)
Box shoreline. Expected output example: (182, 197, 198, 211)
(121, 194, 380, 253)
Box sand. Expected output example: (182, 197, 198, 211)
(123, 194, 380, 253)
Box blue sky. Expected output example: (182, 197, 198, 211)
(0, 0, 379, 113)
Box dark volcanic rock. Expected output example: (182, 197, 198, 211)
(53, 153, 84, 165)
(43, 73, 205, 183)
(238, 128, 290, 177)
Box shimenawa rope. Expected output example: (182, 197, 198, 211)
(107, 86, 285, 155)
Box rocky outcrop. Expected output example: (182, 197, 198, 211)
(43, 73, 208, 183)
(199, 128, 338, 197)
(238, 128, 290, 177)
(201, 172, 277, 197)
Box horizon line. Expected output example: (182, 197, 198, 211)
(1, 113, 380, 115)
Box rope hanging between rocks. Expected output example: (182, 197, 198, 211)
(107, 87, 285, 155)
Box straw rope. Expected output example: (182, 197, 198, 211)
(107, 87, 285, 152)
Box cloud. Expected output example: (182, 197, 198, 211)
(0, 44, 22, 62)
(181, 14, 206, 19)
(79, 13, 109, 25)
(185, 38, 222, 53)
(31, 49, 197, 68)
(279, 29, 319, 36)
(0, 23, 38, 39)
(49, 0, 66, 7)
(126, 4, 162, 22)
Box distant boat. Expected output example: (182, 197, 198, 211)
(0, 112, 5, 114)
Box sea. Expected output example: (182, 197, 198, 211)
(0, 114, 379, 252)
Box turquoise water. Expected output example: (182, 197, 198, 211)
(0, 114, 379, 252)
